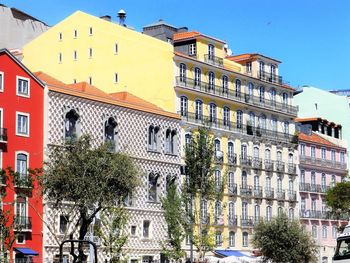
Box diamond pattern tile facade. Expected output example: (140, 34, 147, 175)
(43, 91, 181, 262)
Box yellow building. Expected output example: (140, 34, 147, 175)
(22, 11, 175, 111)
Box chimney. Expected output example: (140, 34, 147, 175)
(100, 15, 111, 22)
(117, 9, 126, 26)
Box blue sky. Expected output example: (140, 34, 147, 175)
(2, 0, 350, 90)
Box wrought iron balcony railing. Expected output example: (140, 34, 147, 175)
(215, 150, 224, 164)
(176, 77, 298, 116)
(13, 173, 32, 188)
(264, 160, 273, 171)
(204, 54, 224, 67)
(265, 188, 274, 199)
(276, 190, 285, 200)
(228, 215, 238, 226)
(227, 153, 237, 165)
(240, 156, 253, 167)
(257, 70, 287, 85)
(14, 216, 32, 230)
(275, 161, 285, 173)
(253, 186, 263, 198)
(299, 183, 311, 192)
(252, 157, 262, 169)
(241, 216, 254, 228)
(240, 185, 253, 197)
(287, 163, 296, 174)
(201, 215, 210, 225)
(228, 184, 238, 195)
(288, 190, 297, 201)
(299, 155, 347, 170)
(0, 128, 8, 143)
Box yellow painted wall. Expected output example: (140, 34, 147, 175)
(23, 11, 176, 111)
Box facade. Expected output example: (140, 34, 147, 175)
(296, 118, 348, 263)
(294, 86, 350, 166)
(36, 72, 181, 263)
(22, 11, 176, 112)
(0, 49, 44, 262)
(171, 32, 299, 255)
(0, 4, 49, 51)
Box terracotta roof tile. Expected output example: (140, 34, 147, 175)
(173, 31, 225, 44)
(299, 132, 340, 148)
(34, 72, 180, 120)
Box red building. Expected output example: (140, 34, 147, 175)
(0, 49, 44, 262)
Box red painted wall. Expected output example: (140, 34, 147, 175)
(0, 51, 44, 262)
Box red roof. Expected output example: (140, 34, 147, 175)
(299, 132, 345, 149)
(173, 31, 225, 44)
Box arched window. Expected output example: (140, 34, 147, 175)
(229, 231, 235, 247)
(228, 141, 234, 160)
(258, 114, 266, 130)
(270, 88, 276, 106)
(185, 133, 191, 147)
(242, 232, 248, 247)
(228, 172, 235, 190)
(215, 231, 222, 246)
(223, 106, 230, 126)
(222, 75, 228, 94)
(16, 153, 28, 184)
(194, 67, 201, 86)
(166, 129, 177, 154)
(266, 206, 272, 221)
(228, 202, 235, 220)
(208, 71, 215, 91)
(215, 201, 222, 220)
(180, 96, 188, 117)
(277, 175, 282, 193)
(259, 86, 265, 103)
(235, 79, 241, 97)
(148, 173, 159, 202)
(65, 109, 80, 141)
(195, 99, 203, 120)
(201, 199, 208, 223)
(209, 103, 217, 123)
(249, 112, 255, 127)
(282, 92, 288, 106)
(148, 125, 160, 151)
(105, 117, 118, 152)
(241, 171, 247, 188)
(215, 170, 221, 190)
(278, 207, 283, 217)
(236, 110, 243, 129)
(179, 63, 186, 82)
(248, 82, 254, 97)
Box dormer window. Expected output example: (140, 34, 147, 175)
(246, 62, 252, 73)
(208, 44, 215, 60)
(259, 61, 265, 78)
(270, 65, 276, 82)
(65, 109, 80, 142)
(189, 43, 196, 56)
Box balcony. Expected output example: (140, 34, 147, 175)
(299, 155, 347, 170)
(214, 216, 224, 226)
(228, 215, 238, 226)
(264, 160, 273, 171)
(287, 164, 296, 174)
(228, 184, 238, 196)
(179, 112, 297, 145)
(275, 161, 285, 173)
(265, 188, 274, 199)
(215, 150, 224, 164)
(240, 185, 253, 197)
(276, 190, 285, 200)
(257, 70, 286, 85)
(201, 215, 210, 225)
(252, 157, 262, 169)
(175, 77, 298, 116)
(310, 184, 321, 193)
(13, 173, 32, 188)
(204, 54, 224, 67)
(299, 183, 311, 192)
(227, 153, 237, 165)
(83, 234, 101, 246)
(320, 185, 330, 193)
(241, 216, 254, 228)
(0, 128, 8, 143)
(253, 216, 264, 225)
(240, 156, 252, 167)
(288, 190, 297, 201)
(253, 186, 263, 199)
(14, 216, 32, 231)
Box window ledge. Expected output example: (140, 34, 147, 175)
(147, 149, 161, 154)
(141, 238, 152, 242)
(165, 152, 178, 157)
(146, 201, 161, 205)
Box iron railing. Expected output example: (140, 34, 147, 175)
(0, 128, 8, 142)
(204, 54, 224, 67)
(299, 155, 347, 170)
(14, 216, 32, 230)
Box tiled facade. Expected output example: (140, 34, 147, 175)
(40, 74, 181, 262)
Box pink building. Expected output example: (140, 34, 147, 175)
(297, 118, 348, 263)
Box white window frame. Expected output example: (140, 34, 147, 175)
(189, 43, 196, 56)
(16, 233, 26, 244)
(300, 143, 306, 156)
(310, 145, 316, 158)
(15, 151, 29, 177)
(142, 220, 151, 239)
(322, 226, 327, 239)
(16, 76, 30, 98)
(14, 194, 28, 219)
(321, 147, 326, 160)
(0, 71, 4, 92)
(340, 151, 345, 163)
(16, 112, 30, 137)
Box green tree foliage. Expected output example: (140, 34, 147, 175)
(0, 207, 15, 263)
(41, 135, 140, 263)
(326, 181, 350, 217)
(160, 183, 187, 260)
(252, 213, 318, 263)
(95, 207, 128, 263)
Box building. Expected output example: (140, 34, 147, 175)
(170, 31, 299, 255)
(294, 86, 350, 166)
(22, 11, 176, 112)
(296, 118, 348, 263)
(0, 48, 45, 262)
(0, 4, 49, 51)
(36, 72, 181, 262)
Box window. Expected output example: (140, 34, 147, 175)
(215, 170, 221, 191)
(265, 149, 271, 160)
(0, 72, 3, 92)
(208, 44, 215, 59)
(235, 79, 241, 97)
(105, 117, 118, 151)
(300, 198, 306, 212)
(242, 232, 248, 247)
(312, 225, 317, 238)
(185, 133, 191, 147)
(73, 50, 77, 60)
(59, 32, 62, 41)
(88, 76, 92, 85)
(254, 175, 259, 191)
(223, 106, 230, 126)
(131, 225, 137, 236)
(17, 234, 25, 244)
(148, 125, 160, 151)
(300, 170, 305, 184)
(15, 196, 27, 227)
(271, 118, 277, 133)
(248, 82, 254, 97)
(16, 113, 29, 136)
(283, 121, 289, 134)
(89, 48, 93, 58)
(74, 29, 78, 38)
(236, 110, 243, 129)
(278, 207, 283, 217)
(258, 114, 266, 130)
(16, 153, 28, 182)
(249, 112, 255, 127)
(259, 86, 265, 103)
(300, 144, 306, 156)
(165, 129, 177, 154)
(311, 146, 316, 158)
(65, 109, 80, 141)
(195, 100, 203, 120)
(331, 149, 336, 162)
(148, 173, 159, 202)
(289, 208, 294, 219)
(201, 199, 208, 221)
(270, 65, 276, 81)
(228, 202, 235, 220)
(277, 176, 282, 193)
(194, 67, 201, 86)
(321, 173, 326, 188)
(229, 231, 235, 247)
(311, 171, 316, 186)
(266, 206, 272, 221)
(322, 199, 326, 213)
(241, 145, 247, 160)
(58, 52, 62, 63)
(259, 61, 265, 76)
(179, 63, 186, 82)
(180, 96, 188, 117)
(114, 73, 118, 83)
(114, 43, 118, 54)
(322, 226, 327, 239)
(331, 175, 336, 187)
(254, 204, 260, 219)
(332, 225, 337, 239)
(242, 201, 248, 220)
(311, 198, 316, 211)
(228, 142, 234, 159)
(228, 172, 234, 189)
(215, 231, 222, 246)
(209, 103, 217, 123)
(208, 71, 215, 91)
(143, 220, 150, 238)
(189, 43, 196, 56)
(282, 93, 288, 106)
(59, 215, 69, 234)
(89, 27, 93, 35)
(341, 151, 345, 163)
(222, 75, 228, 94)
(270, 89, 276, 106)
(277, 151, 282, 161)
(17, 77, 30, 97)
(321, 148, 326, 159)
(246, 62, 252, 73)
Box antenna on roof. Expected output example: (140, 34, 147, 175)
(117, 9, 126, 26)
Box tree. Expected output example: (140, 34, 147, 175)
(41, 135, 140, 263)
(252, 213, 318, 263)
(0, 207, 15, 263)
(326, 181, 350, 217)
(183, 126, 217, 260)
(160, 183, 187, 260)
(95, 207, 128, 263)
